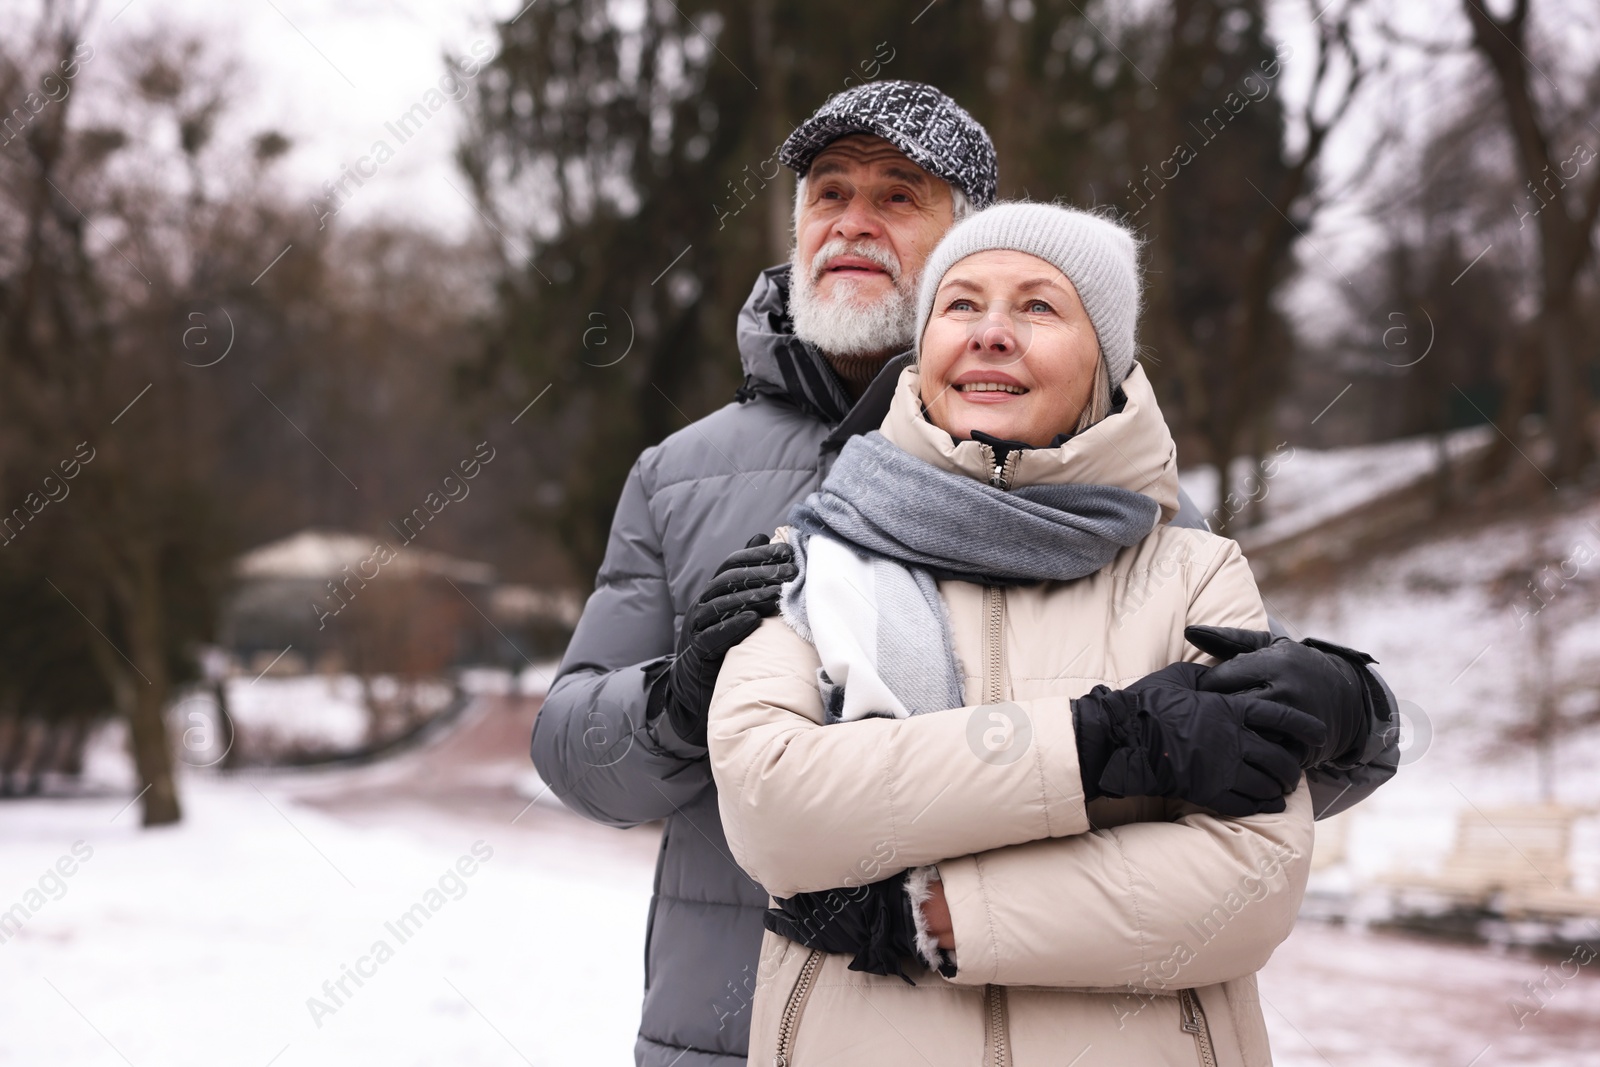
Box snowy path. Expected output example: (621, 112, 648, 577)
(1263, 924, 1600, 1066)
(1, 694, 658, 1067)
(4, 692, 1597, 1066)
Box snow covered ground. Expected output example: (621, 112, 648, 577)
(6, 748, 1599, 1067)
(8, 485, 1600, 1065)
(1263, 921, 1600, 1067)
(2, 690, 655, 1067)
(0, 781, 648, 1066)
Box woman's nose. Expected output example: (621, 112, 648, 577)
(978, 321, 1011, 352)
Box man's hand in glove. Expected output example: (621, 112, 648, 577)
(1073, 662, 1326, 817)
(764, 874, 920, 984)
(645, 533, 797, 748)
(1185, 625, 1379, 768)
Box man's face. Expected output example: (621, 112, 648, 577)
(789, 134, 955, 358)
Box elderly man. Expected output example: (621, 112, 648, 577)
(532, 80, 1398, 1067)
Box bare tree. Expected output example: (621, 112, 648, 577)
(1143, 0, 1370, 532)
(1463, 0, 1600, 483)
(0, 10, 242, 825)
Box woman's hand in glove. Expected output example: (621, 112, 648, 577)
(763, 874, 920, 984)
(1072, 662, 1327, 817)
(646, 533, 797, 748)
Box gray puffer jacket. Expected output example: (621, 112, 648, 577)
(530, 264, 1399, 1067)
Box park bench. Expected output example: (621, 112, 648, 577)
(1383, 803, 1600, 920)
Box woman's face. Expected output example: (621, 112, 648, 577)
(918, 249, 1101, 448)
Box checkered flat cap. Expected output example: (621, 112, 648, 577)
(779, 80, 998, 208)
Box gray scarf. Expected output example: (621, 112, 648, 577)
(780, 431, 1159, 722)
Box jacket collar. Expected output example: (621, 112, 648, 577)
(876, 362, 1182, 523)
(735, 264, 911, 433)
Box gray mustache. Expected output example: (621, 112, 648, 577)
(808, 240, 902, 283)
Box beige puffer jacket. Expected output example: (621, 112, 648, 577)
(707, 363, 1312, 1067)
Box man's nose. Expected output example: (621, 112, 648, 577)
(832, 191, 885, 240)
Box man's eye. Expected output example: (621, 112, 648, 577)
(889, 193, 911, 203)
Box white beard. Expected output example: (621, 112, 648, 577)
(788, 239, 919, 359)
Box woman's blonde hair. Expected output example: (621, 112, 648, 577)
(1073, 353, 1114, 434)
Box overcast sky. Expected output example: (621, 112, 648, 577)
(76, 0, 1413, 242)
(80, 0, 519, 235)
(54, 0, 1597, 342)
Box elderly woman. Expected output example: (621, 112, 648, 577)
(707, 203, 1324, 1066)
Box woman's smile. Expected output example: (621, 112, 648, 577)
(951, 370, 1029, 402)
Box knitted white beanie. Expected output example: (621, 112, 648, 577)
(914, 202, 1142, 387)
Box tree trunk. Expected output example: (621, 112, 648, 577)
(60, 716, 92, 778)
(1432, 430, 1453, 511)
(989, 3, 1026, 196)
(0, 709, 21, 794)
(1530, 600, 1556, 802)
(127, 679, 180, 825)
(1541, 298, 1590, 480)
(64, 539, 182, 828)
(751, 0, 791, 265)
(1475, 326, 1542, 484)
(1212, 431, 1238, 536)
(212, 677, 238, 770)
(1243, 405, 1277, 529)
(28, 718, 74, 793)
(121, 555, 180, 826)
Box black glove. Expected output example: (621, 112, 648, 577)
(1185, 625, 1378, 768)
(763, 874, 919, 984)
(645, 533, 797, 748)
(1072, 662, 1327, 817)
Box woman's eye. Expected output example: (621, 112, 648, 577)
(1027, 300, 1053, 314)
(947, 299, 976, 312)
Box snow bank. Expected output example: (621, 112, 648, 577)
(157, 666, 559, 767)
(1181, 426, 1492, 542)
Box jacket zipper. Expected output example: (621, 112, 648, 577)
(980, 443, 1011, 707)
(979, 443, 1016, 1067)
(982, 585, 1005, 705)
(986, 445, 1020, 490)
(774, 948, 822, 1067)
(983, 983, 1012, 1067)
(1179, 988, 1217, 1067)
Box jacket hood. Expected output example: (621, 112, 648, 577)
(734, 264, 858, 425)
(877, 362, 1181, 523)
(735, 263, 798, 387)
